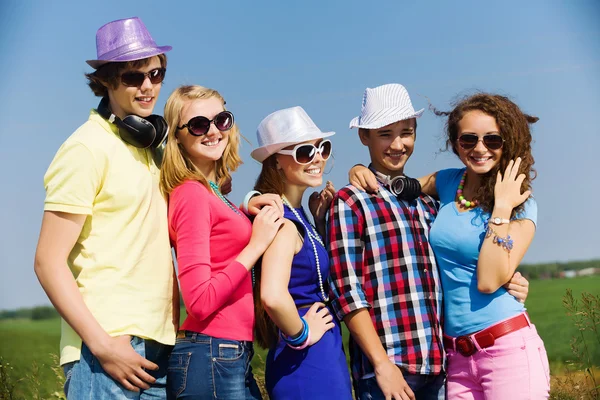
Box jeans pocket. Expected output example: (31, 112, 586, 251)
(62, 362, 76, 396)
(167, 352, 192, 398)
(216, 342, 244, 361)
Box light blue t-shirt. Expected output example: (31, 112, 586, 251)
(429, 168, 537, 337)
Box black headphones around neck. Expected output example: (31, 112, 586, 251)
(96, 97, 168, 150)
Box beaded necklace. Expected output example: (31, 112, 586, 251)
(281, 196, 329, 302)
(209, 181, 240, 215)
(209, 180, 254, 285)
(456, 171, 478, 209)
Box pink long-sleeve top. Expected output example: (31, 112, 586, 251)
(169, 180, 254, 341)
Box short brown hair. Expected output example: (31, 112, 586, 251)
(85, 54, 167, 97)
(358, 118, 417, 137)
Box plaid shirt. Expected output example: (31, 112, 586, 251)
(328, 179, 444, 381)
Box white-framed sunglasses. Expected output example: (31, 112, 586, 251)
(277, 139, 332, 165)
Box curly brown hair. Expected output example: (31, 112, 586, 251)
(433, 93, 538, 217)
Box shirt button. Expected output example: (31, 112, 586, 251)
(424, 269, 428, 273)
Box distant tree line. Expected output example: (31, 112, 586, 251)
(519, 259, 600, 280)
(2, 259, 598, 319)
(0, 305, 58, 320)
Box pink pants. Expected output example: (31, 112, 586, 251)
(446, 321, 550, 399)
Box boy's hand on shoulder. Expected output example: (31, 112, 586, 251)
(349, 164, 379, 194)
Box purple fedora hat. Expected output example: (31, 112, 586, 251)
(86, 17, 172, 69)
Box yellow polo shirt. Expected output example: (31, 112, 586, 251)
(44, 110, 175, 365)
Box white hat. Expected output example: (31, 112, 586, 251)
(349, 83, 424, 130)
(251, 106, 335, 163)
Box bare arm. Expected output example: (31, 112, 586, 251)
(260, 221, 304, 337)
(344, 309, 415, 400)
(477, 216, 535, 293)
(477, 158, 535, 293)
(418, 172, 438, 198)
(261, 220, 334, 344)
(34, 211, 158, 391)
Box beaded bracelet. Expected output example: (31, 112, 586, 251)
(485, 226, 514, 252)
(280, 317, 309, 347)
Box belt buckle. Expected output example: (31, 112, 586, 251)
(455, 335, 477, 356)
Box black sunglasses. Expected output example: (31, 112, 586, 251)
(120, 68, 166, 87)
(277, 140, 333, 165)
(458, 134, 504, 151)
(177, 111, 235, 136)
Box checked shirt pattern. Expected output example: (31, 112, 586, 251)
(328, 184, 445, 381)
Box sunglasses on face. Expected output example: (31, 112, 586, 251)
(457, 133, 504, 150)
(177, 111, 235, 136)
(120, 68, 166, 87)
(277, 140, 332, 165)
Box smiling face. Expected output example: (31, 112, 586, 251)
(107, 56, 162, 119)
(455, 110, 503, 175)
(359, 118, 416, 177)
(176, 96, 229, 174)
(276, 139, 327, 190)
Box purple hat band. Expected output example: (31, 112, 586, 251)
(86, 17, 172, 69)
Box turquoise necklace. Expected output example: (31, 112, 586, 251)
(209, 180, 240, 215)
(209, 180, 254, 285)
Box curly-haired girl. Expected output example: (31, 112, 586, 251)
(350, 93, 549, 399)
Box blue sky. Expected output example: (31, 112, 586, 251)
(1, 0, 598, 310)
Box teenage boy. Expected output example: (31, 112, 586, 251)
(34, 17, 177, 398)
(328, 84, 445, 400)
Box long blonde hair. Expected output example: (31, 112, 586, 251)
(159, 85, 242, 196)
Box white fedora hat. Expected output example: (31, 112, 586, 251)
(251, 106, 335, 163)
(349, 83, 424, 130)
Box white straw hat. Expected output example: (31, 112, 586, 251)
(349, 83, 424, 129)
(251, 106, 335, 163)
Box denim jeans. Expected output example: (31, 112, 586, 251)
(62, 336, 172, 399)
(167, 331, 262, 399)
(357, 371, 446, 400)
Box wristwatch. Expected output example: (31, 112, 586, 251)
(489, 217, 510, 225)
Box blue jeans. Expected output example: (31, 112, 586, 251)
(63, 336, 172, 399)
(357, 371, 446, 400)
(167, 331, 262, 399)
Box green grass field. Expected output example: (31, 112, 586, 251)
(1, 275, 599, 399)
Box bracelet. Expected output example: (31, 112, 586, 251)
(241, 190, 261, 214)
(280, 317, 309, 347)
(485, 226, 514, 251)
(287, 331, 311, 350)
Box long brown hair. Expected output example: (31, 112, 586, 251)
(159, 85, 242, 197)
(434, 93, 538, 217)
(252, 155, 286, 349)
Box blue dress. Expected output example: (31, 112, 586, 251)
(265, 205, 353, 399)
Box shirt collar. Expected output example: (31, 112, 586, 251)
(89, 109, 120, 137)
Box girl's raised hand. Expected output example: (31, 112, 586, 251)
(248, 205, 284, 252)
(309, 181, 336, 223)
(494, 158, 531, 210)
(247, 194, 284, 218)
